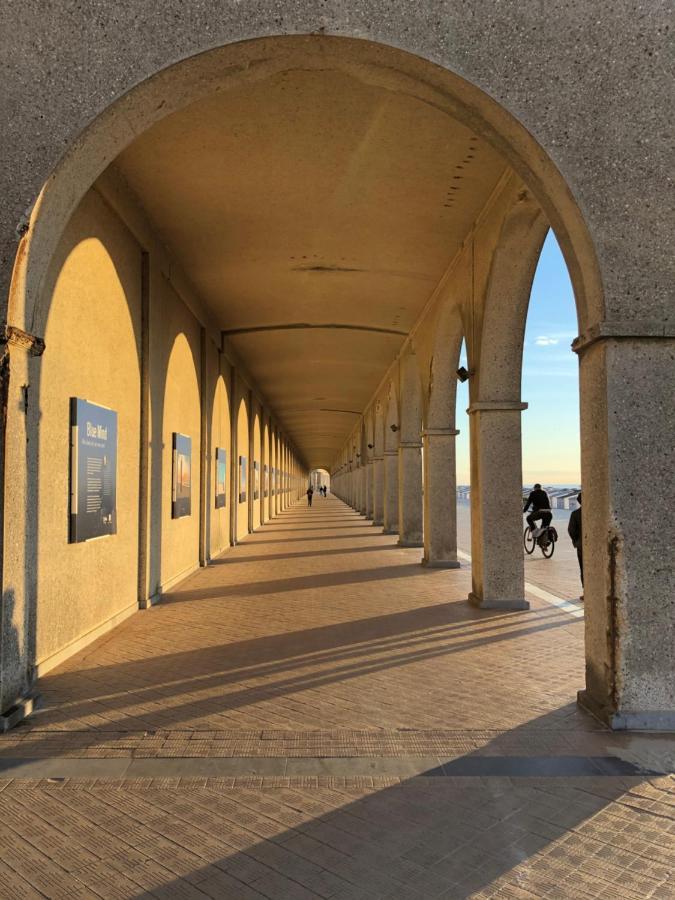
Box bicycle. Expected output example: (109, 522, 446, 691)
(523, 515, 558, 558)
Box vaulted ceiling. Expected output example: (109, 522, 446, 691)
(114, 63, 507, 468)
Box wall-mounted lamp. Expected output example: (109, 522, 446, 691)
(390, 424, 399, 433)
(367, 443, 374, 449)
(456, 366, 473, 383)
(356, 452, 361, 458)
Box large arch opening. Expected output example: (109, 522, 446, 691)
(10, 32, 661, 737)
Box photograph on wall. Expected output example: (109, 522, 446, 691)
(253, 461, 260, 500)
(239, 455, 247, 503)
(172, 432, 192, 518)
(264, 464, 269, 497)
(69, 398, 118, 543)
(215, 447, 227, 509)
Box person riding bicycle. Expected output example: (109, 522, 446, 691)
(523, 483, 552, 536)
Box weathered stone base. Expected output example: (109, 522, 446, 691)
(422, 558, 461, 569)
(397, 539, 424, 548)
(468, 592, 529, 610)
(0, 693, 39, 733)
(577, 690, 675, 733)
(382, 528, 399, 535)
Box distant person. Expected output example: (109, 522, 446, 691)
(523, 483, 552, 534)
(568, 492, 583, 600)
(306, 486, 314, 507)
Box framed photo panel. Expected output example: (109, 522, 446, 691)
(172, 433, 192, 518)
(69, 398, 117, 543)
(253, 461, 260, 500)
(239, 455, 247, 503)
(264, 463, 269, 497)
(215, 447, 227, 508)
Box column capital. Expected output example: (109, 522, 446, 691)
(573, 319, 675, 354)
(467, 401, 527, 414)
(372, 454, 385, 461)
(1, 324, 46, 356)
(422, 428, 460, 436)
(383, 449, 399, 456)
(399, 441, 422, 449)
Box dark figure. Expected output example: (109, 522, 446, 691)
(306, 486, 314, 507)
(568, 492, 583, 597)
(523, 483, 552, 531)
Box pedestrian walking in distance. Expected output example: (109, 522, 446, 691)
(568, 492, 583, 601)
(306, 486, 314, 507)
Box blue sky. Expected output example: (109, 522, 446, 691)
(456, 229, 580, 486)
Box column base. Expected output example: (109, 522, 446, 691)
(577, 689, 675, 732)
(398, 539, 424, 548)
(0, 692, 39, 733)
(382, 528, 399, 535)
(372, 519, 384, 527)
(421, 557, 461, 569)
(468, 592, 529, 610)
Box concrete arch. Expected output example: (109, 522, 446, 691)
(427, 304, 464, 431)
(383, 381, 400, 453)
(398, 350, 424, 443)
(474, 193, 549, 403)
(235, 396, 250, 541)
(8, 34, 604, 356)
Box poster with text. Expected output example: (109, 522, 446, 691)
(172, 433, 192, 518)
(215, 447, 227, 508)
(239, 455, 247, 503)
(253, 461, 260, 500)
(69, 398, 117, 543)
(264, 464, 269, 497)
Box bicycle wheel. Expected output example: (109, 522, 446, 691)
(541, 535, 555, 558)
(523, 527, 535, 554)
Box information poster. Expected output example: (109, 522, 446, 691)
(239, 455, 247, 503)
(253, 461, 260, 500)
(172, 433, 192, 518)
(215, 448, 227, 508)
(69, 398, 117, 543)
(264, 464, 269, 497)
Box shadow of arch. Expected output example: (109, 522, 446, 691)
(252, 410, 262, 529)
(235, 396, 250, 542)
(13, 195, 143, 707)
(155, 328, 201, 595)
(210, 373, 231, 556)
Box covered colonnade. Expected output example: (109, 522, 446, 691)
(1, 25, 673, 735)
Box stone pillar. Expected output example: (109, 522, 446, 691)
(358, 466, 367, 514)
(422, 428, 460, 567)
(365, 460, 374, 519)
(468, 401, 529, 610)
(397, 441, 424, 547)
(372, 456, 384, 526)
(575, 332, 675, 730)
(383, 450, 399, 534)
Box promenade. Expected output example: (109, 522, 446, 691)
(0, 498, 671, 899)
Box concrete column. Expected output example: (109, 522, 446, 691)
(383, 450, 399, 534)
(397, 442, 423, 547)
(372, 456, 385, 526)
(468, 401, 529, 610)
(358, 466, 367, 514)
(422, 428, 460, 567)
(365, 461, 374, 519)
(575, 333, 675, 730)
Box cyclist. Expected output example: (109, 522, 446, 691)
(523, 483, 552, 536)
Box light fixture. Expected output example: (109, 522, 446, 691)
(456, 366, 472, 383)
(390, 424, 399, 432)
(367, 443, 374, 449)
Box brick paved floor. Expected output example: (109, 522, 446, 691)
(0, 498, 673, 898)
